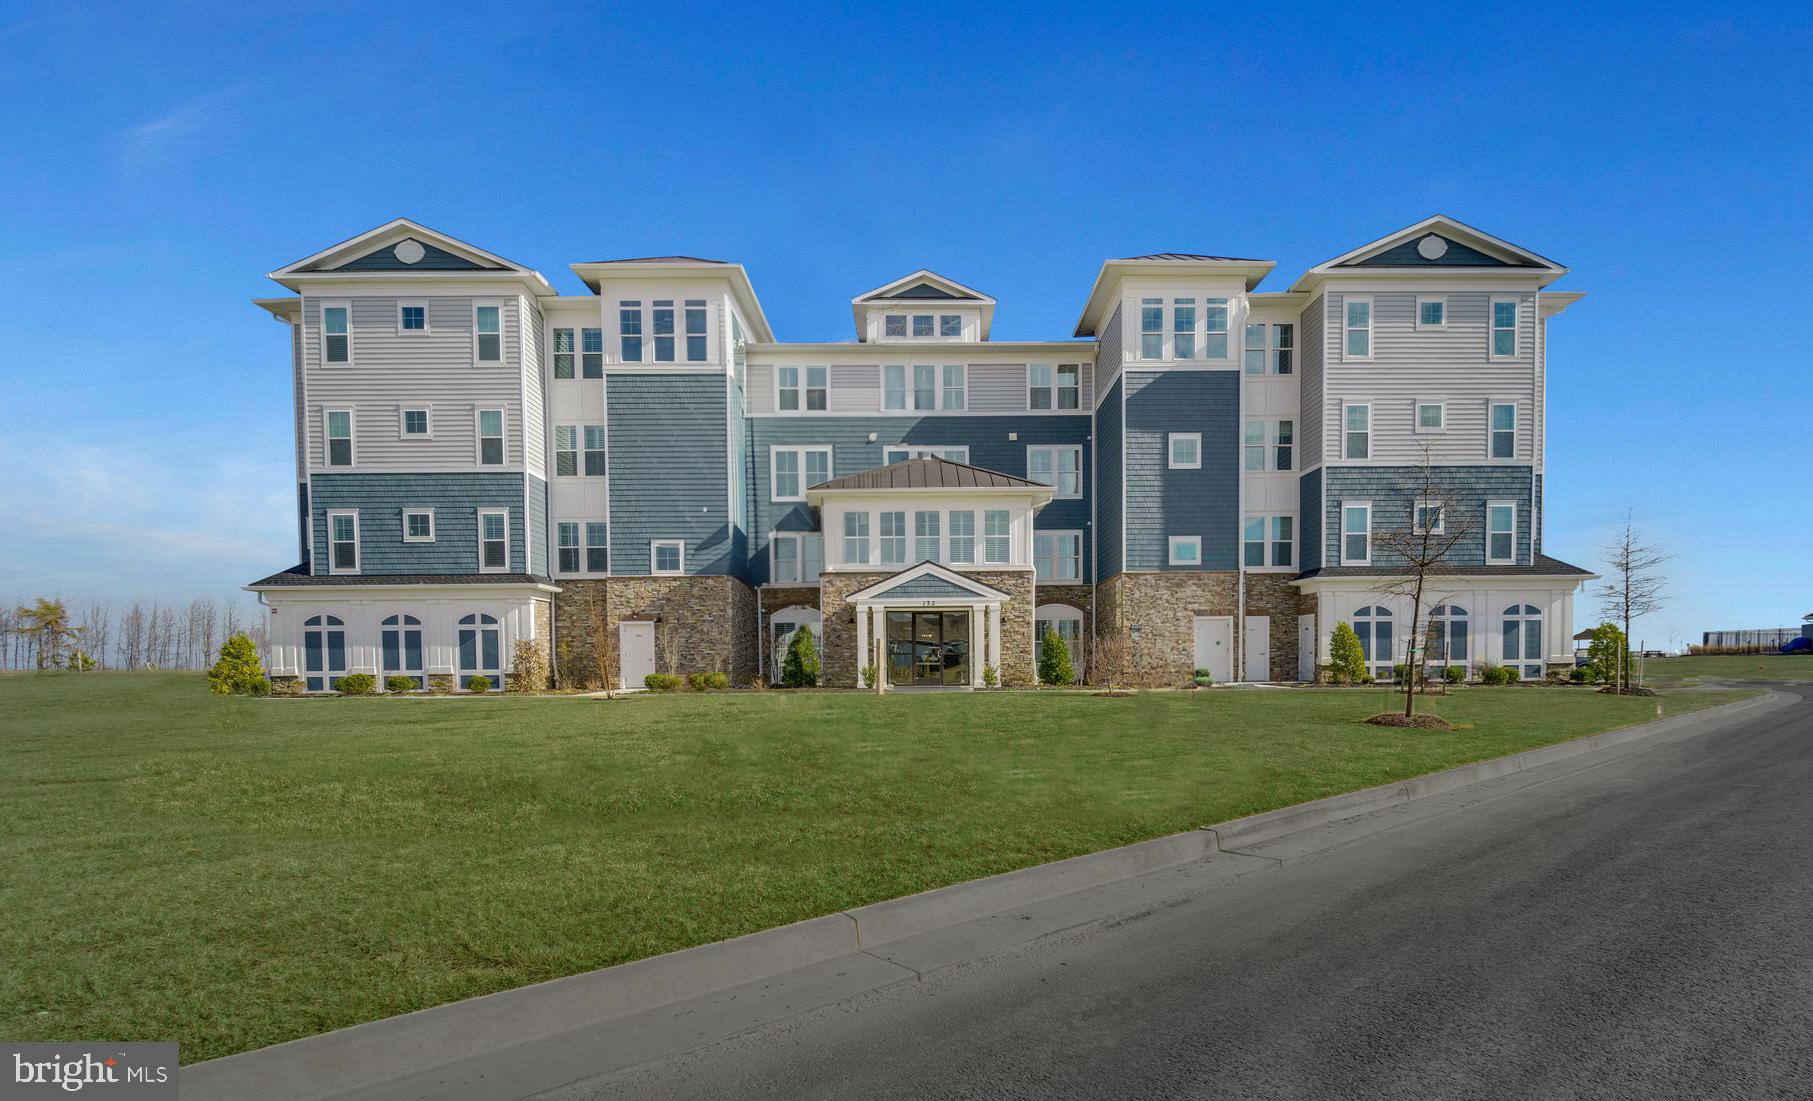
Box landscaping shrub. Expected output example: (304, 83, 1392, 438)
(1443, 665, 1465, 684)
(337, 673, 377, 696)
(1391, 663, 1410, 684)
(1478, 665, 1511, 686)
(782, 626, 820, 687)
(644, 673, 681, 692)
(981, 664, 999, 688)
(1038, 628, 1075, 686)
(245, 676, 272, 697)
(860, 664, 879, 689)
(208, 633, 268, 696)
(1570, 665, 1594, 684)
(508, 639, 549, 694)
(385, 675, 418, 694)
(1328, 623, 1367, 684)
(687, 671, 730, 691)
(465, 674, 492, 694)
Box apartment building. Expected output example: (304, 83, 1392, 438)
(247, 215, 1591, 691)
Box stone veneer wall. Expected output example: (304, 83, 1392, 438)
(1244, 574, 1311, 682)
(818, 569, 1038, 688)
(1095, 572, 1239, 686)
(551, 576, 758, 688)
(1032, 582, 1094, 675)
(971, 570, 1036, 688)
(758, 586, 824, 683)
(816, 572, 885, 687)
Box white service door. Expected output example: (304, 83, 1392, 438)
(619, 622, 655, 689)
(1245, 616, 1271, 681)
(1298, 614, 1317, 682)
(1193, 616, 1232, 683)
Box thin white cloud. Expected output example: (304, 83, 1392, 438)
(115, 93, 234, 174)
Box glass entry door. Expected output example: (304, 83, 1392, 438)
(885, 610, 970, 687)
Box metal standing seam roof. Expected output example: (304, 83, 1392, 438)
(1293, 554, 1595, 581)
(809, 456, 1049, 492)
(582, 255, 729, 265)
(1118, 253, 1268, 262)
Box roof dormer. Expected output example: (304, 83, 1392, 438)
(268, 217, 555, 295)
(852, 270, 995, 343)
(1289, 215, 1569, 293)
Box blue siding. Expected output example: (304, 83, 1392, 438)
(1093, 377, 1122, 582)
(745, 415, 1092, 586)
(526, 475, 549, 576)
(1346, 234, 1528, 268)
(875, 575, 994, 601)
(728, 370, 749, 581)
(333, 241, 490, 271)
(1322, 465, 1535, 568)
(296, 481, 311, 570)
(1122, 370, 1239, 570)
(1298, 468, 1322, 572)
(608, 375, 732, 574)
(308, 472, 529, 575)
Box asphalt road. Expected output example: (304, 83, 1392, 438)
(561, 687, 1813, 1101)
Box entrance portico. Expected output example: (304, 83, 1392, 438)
(846, 562, 1008, 689)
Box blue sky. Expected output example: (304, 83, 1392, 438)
(1, 2, 1808, 645)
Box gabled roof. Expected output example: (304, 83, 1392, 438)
(1074, 254, 1277, 337)
(852, 270, 996, 339)
(806, 456, 1053, 495)
(1289, 215, 1568, 292)
(268, 218, 556, 295)
(842, 561, 1011, 604)
(569, 256, 774, 342)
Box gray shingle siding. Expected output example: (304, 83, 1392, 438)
(332, 241, 493, 271)
(745, 415, 1091, 586)
(308, 472, 528, 575)
(1093, 376, 1123, 581)
(1123, 370, 1239, 571)
(526, 474, 549, 576)
(877, 575, 993, 601)
(1322, 465, 1535, 569)
(608, 375, 732, 575)
(296, 481, 311, 571)
(1298, 468, 1322, 572)
(1345, 234, 1530, 268)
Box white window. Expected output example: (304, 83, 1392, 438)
(321, 302, 351, 364)
(1028, 363, 1082, 410)
(1243, 515, 1293, 568)
(878, 511, 907, 566)
(912, 314, 934, 338)
(476, 409, 505, 466)
(651, 300, 675, 362)
(1034, 530, 1082, 581)
(581, 328, 603, 378)
(302, 614, 347, 691)
(771, 446, 832, 501)
(884, 445, 968, 465)
(1245, 419, 1294, 471)
(1501, 603, 1544, 680)
(1353, 605, 1395, 678)
(552, 328, 575, 379)
(912, 365, 936, 410)
(1246, 323, 1293, 374)
(1415, 499, 1446, 534)
(398, 301, 428, 334)
(583, 425, 606, 476)
(948, 510, 976, 564)
(1491, 298, 1519, 358)
(883, 365, 907, 410)
(585, 522, 608, 572)
(1027, 445, 1082, 498)
(327, 510, 359, 572)
(618, 300, 643, 362)
(914, 510, 940, 562)
(1172, 298, 1197, 359)
(402, 508, 434, 543)
(770, 532, 823, 584)
(473, 304, 502, 364)
(1243, 323, 1265, 374)
(554, 425, 578, 477)
(776, 366, 799, 411)
(1341, 502, 1371, 564)
(1168, 432, 1201, 469)
(942, 365, 966, 410)
(1416, 402, 1446, 433)
(1486, 502, 1516, 564)
(1167, 535, 1201, 567)
(400, 408, 431, 437)
(939, 314, 961, 337)
(684, 299, 708, 362)
(1490, 402, 1517, 459)
(1035, 605, 1086, 681)
(1139, 298, 1164, 359)
(1203, 298, 1230, 358)
(651, 539, 684, 575)
(1344, 296, 1372, 359)
(843, 511, 870, 565)
(557, 521, 581, 572)
(1343, 404, 1370, 460)
(325, 409, 354, 467)
(478, 509, 509, 572)
(984, 509, 1012, 564)
(1416, 296, 1446, 330)
(885, 314, 906, 338)
(1428, 605, 1469, 665)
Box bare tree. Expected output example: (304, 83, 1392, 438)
(1089, 623, 1132, 691)
(1594, 514, 1671, 692)
(584, 596, 617, 697)
(80, 601, 113, 670)
(1370, 451, 1479, 716)
(657, 619, 684, 677)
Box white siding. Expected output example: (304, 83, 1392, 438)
(829, 365, 878, 413)
(968, 364, 1025, 412)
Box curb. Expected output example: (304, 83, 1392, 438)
(184, 689, 1790, 1101)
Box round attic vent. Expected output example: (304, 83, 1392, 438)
(394, 239, 426, 265)
(1416, 234, 1448, 260)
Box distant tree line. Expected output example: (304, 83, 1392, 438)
(0, 595, 270, 672)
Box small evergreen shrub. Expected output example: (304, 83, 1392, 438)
(1479, 665, 1511, 686)
(385, 675, 418, 694)
(1570, 665, 1593, 684)
(245, 676, 272, 697)
(860, 664, 879, 689)
(981, 664, 999, 688)
(1328, 623, 1367, 684)
(1038, 628, 1075, 686)
(1443, 665, 1465, 684)
(208, 633, 268, 696)
(337, 673, 377, 696)
(644, 673, 681, 692)
(781, 625, 821, 687)
(1504, 666, 1522, 684)
(466, 674, 492, 694)
(1391, 663, 1410, 684)
(686, 671, 730, 691)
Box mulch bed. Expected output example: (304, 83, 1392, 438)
(1599, 686, 1658, 697)
(1364, 712, 1457, 730)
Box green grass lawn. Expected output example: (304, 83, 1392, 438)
(1640, 653, 1813, 688)
(0, 673, 1752, 1062)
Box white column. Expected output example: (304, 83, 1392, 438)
(970, 603, 984, 687)
(987, 603, 1002, 682)
(854, 602, 868, 689)
(873, 605, 888, 694)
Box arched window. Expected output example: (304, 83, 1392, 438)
(302, 614, 346, 692)
(381, 614, 424, 690)
(1427, 605, 1470, 667)
(457, 612, 501, 691)
(1501, 604, 1544, 681)
(1352, 605, 1395, 679)
(770, 606, 822, 683)
(1035, 604, 1085, 681)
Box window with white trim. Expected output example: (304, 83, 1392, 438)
(327, 510, 359, 572)
(912, 314, 933, 338)
(553, 328, 575, 379)
(912, 365, 936, 410)
(684, 299, 708, 361)
(885, 314, 907, 338)
(1341, 502, 1371, 564)
(1245, 418, 1294, 471)
(843, 511, 870, 565)
(1027, 445, 1082, 498)
(325, 409, 354, 467)
(1172, 298, 1197, 359)
(554, 425, 578, 477)
(1353, 605, 1395, 678)
(884, 445, 968, 465)
(618, 300, 643, 361)
(1245, 322, 1294, 375)
(321, 302, 351, 364)
(1169, 433, 1201, 469)
(1428, 605, 1469, 664)
(942, 365, 966, 410)
(581, 328, 603, 378)
(1416, 296, 1446, 330)
(583, 425, 606, 475)
(1501, 603, 1544, 680)
(1139, 298, 1164, 359)
(1243, 515, 1293, 567)
(557, 521, 581, 572)
(1028, 363, 1081, 410)
(914, 510, 940, 562)
(1167, 535, 1201, 567)
(401, 409, 431, 437)
(882, 365, 907, 410)
(1416, 402, 1445, 432)
(403, 508, 434, 542)
(476, 409, 504, 466)
(878, 511, 907, 566)
(1243, 322, 1265, 374)
(651, 300, 675, 362)
(585, 522, 608, 572)
(1203, 298, 1230, 358)
(474, 305, 502, 363)
(651, 539, 684, 575)
(1415, 499, 1445, 534)
(1343, 404, 1370, 460)
(1035, 605, 1085, 681)
(939, 314, 961, 337)
(1034, 530, 1082, 581)
(771, 532, 823, 583)
(983, 509, 1011, 564)
(1490, 402, 1517, 459)
(948, 510, 975, 564)
(1486, 502, 1516, 564)
(771, 446, 831, 501)
(478, 509, 508, 571)
(398, 302, 428, 334)
(1344, 296, 1372, 359)
(1491, 298, 1519, 358)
